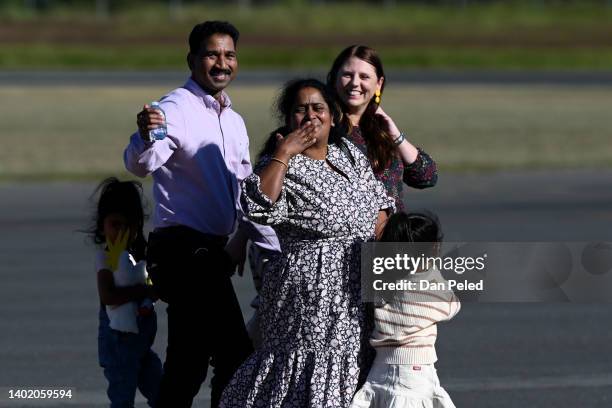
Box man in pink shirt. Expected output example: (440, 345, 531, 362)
(124, 21, 278, 407)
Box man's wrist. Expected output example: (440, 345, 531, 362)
(140, 131, 155, 144)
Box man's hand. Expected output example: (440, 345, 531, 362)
(224, 231, 249, 276)
(136, 104, 165, 140)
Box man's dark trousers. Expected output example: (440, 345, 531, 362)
(147, 226, 253, 407)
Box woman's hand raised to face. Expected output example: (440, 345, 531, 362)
(273, 121, 318, 162)
(258, 121, 318, 203)
(376, 105, 419, 163)
(375, 106, 401, 139)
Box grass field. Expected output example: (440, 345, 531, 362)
(1, 2, 612, 70)
(2, 84, 611, 181)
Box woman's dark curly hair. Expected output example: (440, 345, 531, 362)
(257, 78, 354, 164)
(86, 177, 148, 261)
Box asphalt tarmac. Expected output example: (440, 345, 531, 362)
(1, 169, 611, 407)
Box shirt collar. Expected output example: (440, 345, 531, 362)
(184, 77, 232, 112)
(323, 144, 350, 174)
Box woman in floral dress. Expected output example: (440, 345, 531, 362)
(220, 79, 394, 407)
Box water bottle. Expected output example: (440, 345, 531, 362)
(148, 101, 167, 140)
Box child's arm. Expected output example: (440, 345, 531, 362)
(445, 292, 461, 321)
(97, 268, 151, 306)
(374, 210, 389, 241)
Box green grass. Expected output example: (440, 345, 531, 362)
(3, 2, 611, 30)
(1, 2, 611, 70)
(3, 44, 612, 71)
(1, 84, 611, 180)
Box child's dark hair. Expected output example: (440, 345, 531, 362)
(87, 177, 148, 261)
(380, 210, 443, 246)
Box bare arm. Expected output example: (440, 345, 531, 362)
(374, 210, 389, 240)
(258, 123, 318, 202)
(97, 268, 151, 306)
(225, 225, 249, 276)
(375, 106, 418, 164)
(396, 137, 419, 165)
(258, 149, 290, 203)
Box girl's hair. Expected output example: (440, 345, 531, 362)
(327, 45, 395, 173)
(380, 211, 444, 244)
(87, 177, 148, 261)
(257, 78, 354, 165)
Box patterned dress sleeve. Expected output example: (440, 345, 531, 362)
(240, 155, 290, 226)
(403, 147, 438, 189)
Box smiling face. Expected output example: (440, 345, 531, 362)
(188, 33, 238, 98)
(289, 87, 334, 143)
(335, 56, 384, 115)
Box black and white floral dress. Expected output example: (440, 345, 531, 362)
(220, 142, 395, 407)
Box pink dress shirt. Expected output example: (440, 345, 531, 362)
(124, 78, 279, 251)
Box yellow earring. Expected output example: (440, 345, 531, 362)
(375, 90, 381, 104)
